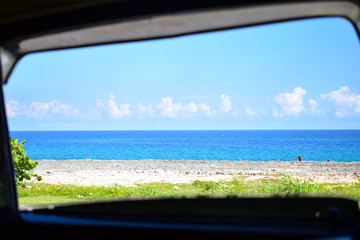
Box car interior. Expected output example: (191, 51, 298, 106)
(0, 0, 360, 239)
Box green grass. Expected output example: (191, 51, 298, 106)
(18, 176, 360, 206)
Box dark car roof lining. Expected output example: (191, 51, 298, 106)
(0, 0, 274, 44)
(0, 0, 121, 26)
(1, 1, 358, 47)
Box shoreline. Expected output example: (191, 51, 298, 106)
(33, 159, 360, 186)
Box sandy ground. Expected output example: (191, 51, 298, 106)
(32, 159, 360, 186)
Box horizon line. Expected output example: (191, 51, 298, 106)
(9, 129, 360, 132)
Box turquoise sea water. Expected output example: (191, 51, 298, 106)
(9, 130, 360, 162)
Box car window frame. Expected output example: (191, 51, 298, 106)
(1, 0, 360, 228)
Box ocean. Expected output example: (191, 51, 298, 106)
(9, 130, 360, 162)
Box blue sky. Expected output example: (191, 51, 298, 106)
(4, 17, 360, 130)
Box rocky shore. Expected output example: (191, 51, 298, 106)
(33, 159, 360, 186)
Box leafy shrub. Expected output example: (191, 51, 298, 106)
(10, 138, 42, 186)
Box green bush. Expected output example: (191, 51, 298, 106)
(10, 138, 42, 186)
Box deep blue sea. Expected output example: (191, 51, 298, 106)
(9, 130, 360, 162)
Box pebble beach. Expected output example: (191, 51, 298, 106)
(33, 159, 360, 186)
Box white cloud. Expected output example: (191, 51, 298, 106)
(5, 100, 19, 118)
(137, 102, 155, 117)
(28, 102, 50, 119)
(183, 102, 198, 117)
(244, 107, 259, 117)
(335, 111, 345, 118)
(308, 99, 318, 112)
(274, 87, 307, 117)
(96, 99, 104, 108)
(219, 94, 232, 113)
(156, 97, 201, 119)
(321, 86, 360, 117)
(90, 99, 105, 120)
(156, 94, 236, 118)
(108, 93, 131, 119)
(6, 100, 80, 119)
(156, 96, 182, 118)
(272, 108, 283, 118)
(8, 93, 240, 121)
(198, 103, 215, 117)
(29, 101, 79, 119)
(155, 96, 237, 119)
(49, 101, 80, 117)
